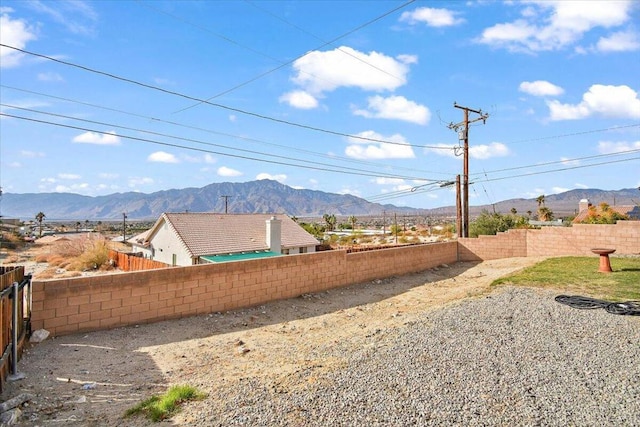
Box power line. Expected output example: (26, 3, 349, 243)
(0, 111, 439, 182)
(469, 148, 640, 179)
(0, 44, 449, 151)
(1, 104, 441, 182)
(0, 85, 454, 178)
(244, 0, 407, 82)
(474, 156, 639, 183)
(503, 123, 640, 145)
(138, 0, 415, 110)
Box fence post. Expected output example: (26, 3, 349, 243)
(8, 281, 25, 382)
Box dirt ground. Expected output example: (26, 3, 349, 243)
(0, 255, 546, 426)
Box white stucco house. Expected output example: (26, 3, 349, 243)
(129, 212, 318, 266)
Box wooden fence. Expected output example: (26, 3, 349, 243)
(0, 266, 32, 393)
(108, 250, 169, 272)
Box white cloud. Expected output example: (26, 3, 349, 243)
(575, 183, 589, 189)
(597, 140, 640, 154)
(204, 154, 216, 164)
(217, 166, 242, 177)
(345, 131, 415, 160)
(552, 186, 570, 194)
(21, 150, 45, 158)
(229, 114, 237, 122)
(399, 7, 464, 27)
(58, 173, 81, 180)
(37, 72, 64, 82)
(476, 1, 634, 53)
(279, 90, 319, 109)
(338, 188, 362, 197)
(547, 84, 640, 120)
(291, 46, 412, 95)
(27, 0, 98, 36)
(469, 142, 510, 159)
(128, 177, 154, 187)
(595, 30, 640, 52)
(374, 177, 406, 185)
(424, 143, 458, 158)
(353, 95, 430, 125)
(425, 142, 509, 159)
(560, 157, 580, 166)
(98, 172, 119, 179)
(72, 130, 121, 145)
(256, 173, 287, 183)
(519, 80, 564, 97)
(147, 151, 179, 163)
(0, 10, 37, 68)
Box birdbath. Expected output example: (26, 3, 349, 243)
(591, 248, 615, 273)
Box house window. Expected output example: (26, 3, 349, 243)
(282, 248, 290, 255)
(172, 254, 177, 266)
(300, 247, 307, 253)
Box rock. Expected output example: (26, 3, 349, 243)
(82, 383, 96, 390)
(0, 407, 22, 426)
(0, 393, 33, 413)
(29, 329, 49, 343)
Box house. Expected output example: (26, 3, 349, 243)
(130, 213, 318, 266)
(573, 199, 640, 223)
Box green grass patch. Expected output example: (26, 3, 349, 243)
(124, 385, 206, 422)
(492, 256, 640, 301)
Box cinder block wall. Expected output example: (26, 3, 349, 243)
(458, 221, 640, 261)
(32, 242, 458, 336)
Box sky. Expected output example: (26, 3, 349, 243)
(1, 0, 639, 210)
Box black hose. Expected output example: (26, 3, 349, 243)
(555, 295, 640, 316)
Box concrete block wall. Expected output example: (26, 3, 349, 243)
(458, 221, 640, 261)
(457, 229, 528, 261)
(32, 242, 457, 337)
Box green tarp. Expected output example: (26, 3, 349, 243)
(201, 251, 281, 263)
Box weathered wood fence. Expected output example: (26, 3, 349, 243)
(108, 250, 169, 272)
(0, 266, 32, 393)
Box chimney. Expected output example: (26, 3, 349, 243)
(266, 216, 282, 254)
(579, 199, 591, 212)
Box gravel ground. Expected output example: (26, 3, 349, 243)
(191, 286, 640, 427)
(3, 258, 639, 426)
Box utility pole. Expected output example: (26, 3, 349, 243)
(456, 175, 462, 238)
(122, 212, 127, 243)
(383, 210, 386, 236)
(448, 103, 489, 237)
(220, 195, 231, 214)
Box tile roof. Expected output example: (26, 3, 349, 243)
(149, 213, 318, 257)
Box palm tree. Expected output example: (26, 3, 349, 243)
(35, 211, 46, 237)
(75, 221, 81, 232)
(348, 215, 357, 231)
(323, 213, 337, 231)
(538, 207, 554, 222)
(536, 194, 545, 207)
(510, 207, 517, 215)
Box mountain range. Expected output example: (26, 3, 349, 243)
(1, 179, 638, 221)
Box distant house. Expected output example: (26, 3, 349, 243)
(130, 213, 318, 266)
(573, 199, 640, 223)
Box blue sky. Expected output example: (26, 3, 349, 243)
(1, 0, 639, 210)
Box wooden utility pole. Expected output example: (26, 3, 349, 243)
(449, 103, 489, 237)
(456, 175, 462, 238)
(122, 212, 127, 243)
(220, 195, 231, 214)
